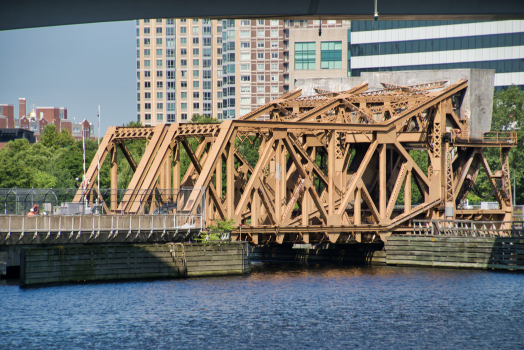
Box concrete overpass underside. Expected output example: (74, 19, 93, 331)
(2, 0, 524, 31)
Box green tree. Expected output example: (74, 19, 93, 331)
(190, 114, 220, 124)
(40, 124, 74, 149)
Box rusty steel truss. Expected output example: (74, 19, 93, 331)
(75, 79, 516, 244)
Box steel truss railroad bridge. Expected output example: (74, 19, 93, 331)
(76, 79, 516, 244)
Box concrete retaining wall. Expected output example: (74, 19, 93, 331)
(20, 242, 250, 287)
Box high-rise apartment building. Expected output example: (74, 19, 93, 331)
(136, 19, 352, 124)
(136, 18, 223, 125)
(349, 20, 524, 89)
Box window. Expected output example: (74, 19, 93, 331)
(145, 82, 151, 88)
(144, 27, 150, 34)
(271, 41, 278, 48)
(144, 19, 150, 23)
(180, 19, 186, 23)
(257, 30, 264, 37)
(193, 38, 199, 44)
(321, 41, 342, 69)
(181, 81, 187, 88)
(193, 27, 199, 34)
(193, 59, 199, 67)
(203, 103, 211, 112)
(203, 27, 211, 34)
(193, 81, 199, 88)
(167, 114, 176, 122)
(241, 20, 250, 26)
(193, 48, 199, 55)
(144, 71, 150, 77)
(181, 103, 187, 110)
(257, 97, 265, 104)
(258, 53, 264, 59)
(157, 71, 163, 77)
(240, 64, 249, 71)
(203, 81, 211, 89)
(258, 75, 264, 81)
(156, 38, 162, 45)
(271, 74, 278, 81)
(257, 63, 264, 70)
(193, 70, 199, 77)
(203, 92, 211, 100)
(144, 49, 150, 56)
(167, 81, 175, 89)
(193, 92, 200, 98)
(241, 75, 250, 81)
(167, 49, 175, 57)
(271, 52, 278, 59)
(257, 86, 264, 93)
(157, 81, 163, 88)
(241, 42, 250, 48)
(203, 38, 211, 46)
(241, 86, 250, 93)
(217, 59, 222, 66)
(240, 30, 250, 37)
(157, 103, 163, 109)
(203, 59, 211, 68)
(156, 27, 162, 34)
(167, 38, 175, 47)
(258, 19, 265, 26)
(137, 71, 140, 79)
(145, 113, 151, 120)
(181, 113, 187, 120)
(203, 70, 211, 79)
(257, 41, 264, 48)
(271, 19, 279, 25)
(137, 104, 140, 111)
(180, 27, 186, 34)
(193, 102, 200, 109)
(167, 71, 175, 79)
(137, 61, 140, 69)
(241, 97, 250, 104)
(145, 103, 151, 110)
(181, 38, 187, 44)
(166, 19, 174, 25)
(156, 19, 162, 23)
(193, 18, 198, 23)
(241, 53, 250, 60)
(144, 38, 150, 45)
(137, 92, 140, 101)
(157, 114, 163, 121)
(181, 59, 187, 67)
(157, 92, 163, 99)
(181, 92, 187, 98)
(137, 50, 140, 58)
(271, 85, 278, 93)
(137, 39, 140, 47)
(270, 30, 278, 37)
(181, 70, 187, 77)
(181, 48, 187, 55)
(156, 49, 163, 56)
(167, 60, 175, 68)
(156, 60, 163, 67)
(166, 27, 174, 36)
(271, 63, 278, 70)
(137, 82, 140, 90)
(168, 92, 176, 100)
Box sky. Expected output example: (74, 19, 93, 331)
(0, 21, 136, 136)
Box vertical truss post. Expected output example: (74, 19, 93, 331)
(110, 144, 117, 212)
(226, 142, 235, 219)
(379, 144, 387, 219)
(405, 169, 411, 214)
(328, 131, 335, 215)
(172, 144, 180, 207)
(445, 144, 455, 219)
(274, 139, 283, 222)
(354, 187, 361, 225)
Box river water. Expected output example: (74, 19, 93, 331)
(1, 263, 523, 349)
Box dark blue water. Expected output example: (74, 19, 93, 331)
(1, 263, 524, 349)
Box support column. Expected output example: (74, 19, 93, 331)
(172, 145, 180, 212)
(354, 187, 361, 225)
(275, 140, 283, 222)
(227, 143, 235, 219)
(328, 132, 335, 214)
(110, 146, 117, 212)
(379, 144, 387, 219)
(405, 170, 411, 214)
(251, 190, 259, 227)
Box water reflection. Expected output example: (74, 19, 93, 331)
(1, 263, 523, 349)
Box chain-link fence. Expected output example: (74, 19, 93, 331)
(0, 188, 205, 219)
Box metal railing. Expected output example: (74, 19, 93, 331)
(413, 219, 524, 237)
(454, 131, 517, 144)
